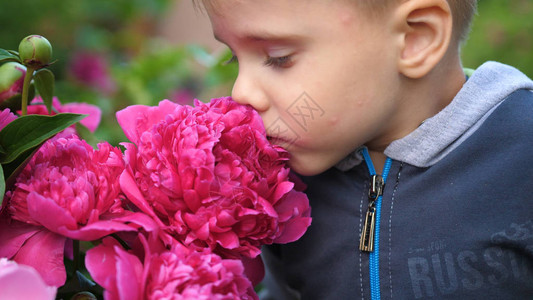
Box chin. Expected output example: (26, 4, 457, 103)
(288, 157, 330, 177)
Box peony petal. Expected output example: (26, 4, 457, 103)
(240, 255, 265, 286)
(183, 212, 207, 231)
(273, 190, 312, 244)
(195, 221, 210, 241)
(12, 230, 66, 287)
(27, 192, 78, 232)
(272, 181, 294, 203)
(114, 212, 160, 233)
(0, 258, 57, 300)
(288, 172, 307, 192)
(216, 210, 237, 227)
(273, 217, 313, 244)
(115, 246, 143, 300)
(56, 220, 138, 241)
(257, 197, 278, 218)
(0, 108, 17, 131)
(116, 100, 178, 144)
(87, 236, 144, 300)
(215, 231, 240, 249)
(274, 190, 311, 222)
(85, 237, 120, 298)
(219, 109, 246, 129)
(0, 215, 41, 258)
(119, 170, 161, 224)
(24, 97, 61, 115)
(61, 103, 102, 132)
(183, 189, 201, 212)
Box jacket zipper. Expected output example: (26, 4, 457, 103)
(360, 148, 393, 300)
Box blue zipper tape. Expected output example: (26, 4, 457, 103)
(361, 148, 393, 300)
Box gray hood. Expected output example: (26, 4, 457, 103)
(336, 61, 533, 170)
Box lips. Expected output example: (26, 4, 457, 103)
(267, 135, 283, 143)
(267, 135, 294, 148)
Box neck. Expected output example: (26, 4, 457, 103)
(368, 150, 387, 173)
(367, 56, 466, 168)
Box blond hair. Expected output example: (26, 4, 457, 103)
(195, 0, 477, 44)
(352, 0, 477, 44)
(449, 0, 478, 43)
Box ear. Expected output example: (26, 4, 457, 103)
(394, 0, 453, 78)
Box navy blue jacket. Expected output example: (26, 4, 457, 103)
(261, 63, 533, 299)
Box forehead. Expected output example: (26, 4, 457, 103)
(204, 0, 366, 43)
(203, 0, 360, 14)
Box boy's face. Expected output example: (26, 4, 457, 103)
(206, 0, 403, 175)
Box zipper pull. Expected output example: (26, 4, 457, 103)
(360, 175, 384, 252)
(360, 205, 376, 251)
(368, 174, 384, 200)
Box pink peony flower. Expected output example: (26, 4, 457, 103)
(0, 135, 155, 286)
(86, 235, 257, 300)
(0, 108, 17, 131)
(0, 258, 57, 300)
(25, 96, 102, 132)
(117, 98, 311, 259)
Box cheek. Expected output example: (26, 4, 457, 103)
(326, 115, 342, 127)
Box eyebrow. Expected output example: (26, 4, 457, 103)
(214, 31, 305, 44)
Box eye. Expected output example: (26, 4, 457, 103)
(264, 55, 294, 68)
(223, 55, 238, 65)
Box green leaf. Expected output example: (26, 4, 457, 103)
(0, 49, 21, 64)
(3, 145, 41, 190)
(0, 113, 86, 164)
(0, 164, 4, 207)
(56, 270, 103, 299)
(33, 68, 55, 114)
(75, 123, 99, 148)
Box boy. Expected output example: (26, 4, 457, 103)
(200, 0, 533, 298)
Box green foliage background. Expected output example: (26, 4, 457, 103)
(461, 0, 533, 77)
(0, 0, 531, 145)
(0, 0, 238, 146)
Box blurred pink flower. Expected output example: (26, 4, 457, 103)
(117, 98, 311, 259)
(0, 135, 155, 286)
(0, 108, 17, 131)
(0, 258, 57, 300)
(86, 235, 257, 300)
(69, 51, 116, 95)
(26, 96, 102, 132)
(170, 89, 194, 106)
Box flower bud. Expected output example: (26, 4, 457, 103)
(18, 35, 53, 68)
(0, 62, 26, 101)
(70, 292, 97, 300)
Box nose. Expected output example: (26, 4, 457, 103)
(231, 69, 269, 112)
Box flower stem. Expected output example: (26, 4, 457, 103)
(73, 239, 80, 272)
(20, 66, 35, 116)
(111, 233, 131, 250)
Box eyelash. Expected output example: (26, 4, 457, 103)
(222, 55, 294, 68)
(223, 55, 238, 65)
(264, 55, 293, 68)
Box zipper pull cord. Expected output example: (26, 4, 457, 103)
(359, 174, 383, 252)
(359, 147, 393, 300)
